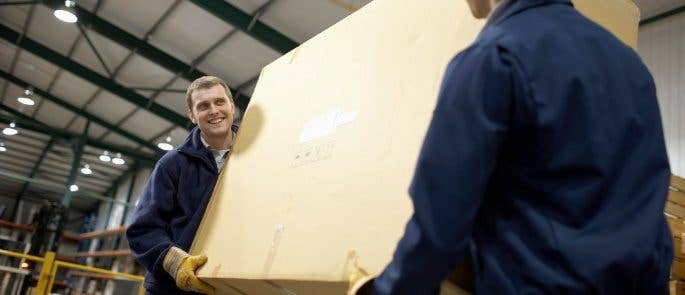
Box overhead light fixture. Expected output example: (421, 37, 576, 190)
(54, 0, 77, 23)
(69, 184, 79, 192)
(157, 136, 173, 151)
(112, 153, 125, 165)
(99, 150, 111, 162)
(0, 142, 6, 152)
(3, 122, 17, 136)
(80, 163, 92, 175)
(17, 88, 35, 106)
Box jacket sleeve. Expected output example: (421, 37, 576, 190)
(373, 43, 524, 293)
(126, 157, 177, 276)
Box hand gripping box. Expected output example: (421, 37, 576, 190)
(190, 0, 639, 294)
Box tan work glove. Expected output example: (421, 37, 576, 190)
(346, 257, 375, 295)
(163, 246, 215, 294)
(348, 272, 374, 295)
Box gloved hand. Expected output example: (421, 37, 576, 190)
(346, 257, 374, 295)
(163, 246, 214, 294)
(348, 272, 374, 295)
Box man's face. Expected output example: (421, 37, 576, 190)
(187, 84, 234, 140)
(465, 0, 493, 19)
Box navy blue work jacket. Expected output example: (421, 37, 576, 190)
(374, 0, 672, 294)
(126, 126, 236, 294)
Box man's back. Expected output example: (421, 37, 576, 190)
(472, 0, 672, 293)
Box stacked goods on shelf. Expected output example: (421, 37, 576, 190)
(666, 175, 685, 295)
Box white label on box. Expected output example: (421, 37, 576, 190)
(335, 110, 358, 127)
(299, 108, 358, 143)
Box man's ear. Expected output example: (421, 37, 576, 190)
(188, 109, 196, 124)
(228, 98, 236, 115)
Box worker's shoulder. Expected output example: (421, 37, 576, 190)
(154, 149, 187, 173)
(501, 5, 625, 51)
(475, 7, 632, 67)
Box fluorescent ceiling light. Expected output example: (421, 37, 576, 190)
(54, 9, 77, 23)
(54, 0, 77, 23)
(99, 151, 111, 162)
(3, 122, 17, 136)
(17, 97, 35, 106)
(17, 88, 35, 106)
(112, 153, 125, 165)
(80, 163, 92, 175)
(157, 136, 174, 151)
(69, 184, 79, 192)
(0, 142, 6, 152)
(157, 142, 173, 151)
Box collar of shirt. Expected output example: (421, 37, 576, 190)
(200, 134, 231, 170)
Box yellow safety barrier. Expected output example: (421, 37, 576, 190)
(0, 249, 52, 294)
(0, 249, 45, 262)
(36, 252, 55, 294)
(0, 249, 145, 295)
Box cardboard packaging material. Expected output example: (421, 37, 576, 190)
(667, 201, 685, 220)
(671, 190, 685, 208)
(668, 217, 685, 260)
(190, 0, 639, 294)
(673, 175, 685, 192)
(672, 280, 685, 295)
(674, 258, 685, 281)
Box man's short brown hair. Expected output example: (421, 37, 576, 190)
(186, 76, 233, 110)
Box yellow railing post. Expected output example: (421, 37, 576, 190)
(46, 260, 60, 293)
(35, 251, 56, 294)
(0, 249, 144, 294)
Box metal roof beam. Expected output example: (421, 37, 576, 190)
(0, 108, 157, 165)
(62, 119, 89, 208)
(0, 69, 162, 153)
(76, 22, 112, 76)
(43, 0, 255, 109)
(189, 0, 298, 54)
(640, 4, 685, 26)
(0, 169, 134, 207)
(0, 1, 35, 6)
(0, 23, 192, 129)
(10, 138, 53, 208)
(42, 0, 206, 82)
(42, 0, 253, 109)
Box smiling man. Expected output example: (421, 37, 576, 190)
(127, 76, 238, 295)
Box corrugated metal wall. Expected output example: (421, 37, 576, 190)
(638, 12, 685, 177)
(106, 167, 151, 229)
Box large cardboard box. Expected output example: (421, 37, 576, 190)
(191, 0, 639, 294)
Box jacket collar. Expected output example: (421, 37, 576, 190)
(177, 125, 239, 172)
(177, 127, 212, 161)
(483, 0, 573, 31)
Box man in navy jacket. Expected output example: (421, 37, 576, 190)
(373, 0, 673, 294)
(127, 76, 237, 294)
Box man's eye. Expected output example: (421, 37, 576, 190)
(216, 99, 225, 106)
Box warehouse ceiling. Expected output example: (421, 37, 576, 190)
(634, 0, 685, 20)
(0, 0, 682, 217)
(0, 0, 371, 216)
